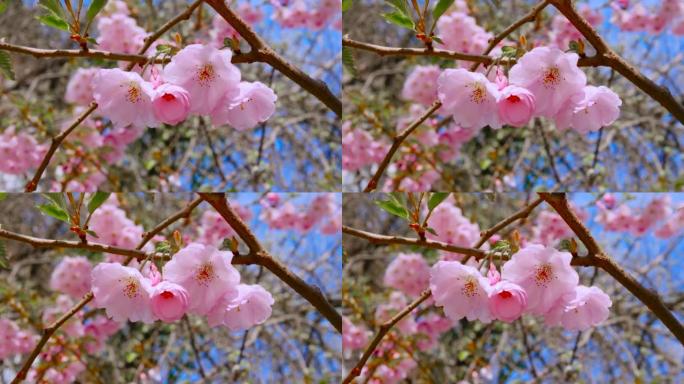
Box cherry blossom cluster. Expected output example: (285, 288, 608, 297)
(90, 243, 274, 330)
(436, 46, 622, 133)
(0, 319, 36, 360)
(342, 121, 388, 172)
(431, 245, 611, 330)
(0, 126, 47, 175)
(611, 0, 684, 35)
(426, 200, 482, 259)
(434, 1, 493, 56)
(271, 0, 342, 31)
(596, 193, 684, 238)
(258, 193, 341, 235)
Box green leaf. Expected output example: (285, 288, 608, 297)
(86, 0, 108, 26)
(0, 0, 9, 14)
(375, 199, 409, 220)
(342, 0, 352, 12)
(85, 230, 99, 238)
(427, 192, 449, 211)
(155, 241, 172, 253)
(432, 0, 454, 23)
(39, 0, 64, 18)
(431, 35, 443, 44)
(0, 192, 7, 201)
(342, 46, 357, 77)
(87, 192, 111, 214)
(37, 203, 70, 223)
(37, 14, 71, 32)
(0, 241, 7, 269)
(42, 193, 67, 211)
(386, 0, 410, 16)
(0, 50, 14, 81)
(382, 11, 415, 30)
(425, 227, 438, 236)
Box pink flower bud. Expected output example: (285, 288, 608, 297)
(497, 85, 536, 127)
(152, 84, 191, 125)
(488, 280, 527, 322)
(150, 281, 190, 322)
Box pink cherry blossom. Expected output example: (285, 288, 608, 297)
(0, 319, 36, 359)
(546, 285, 612, 330)
(320, 213, 341, 235)
(430, 260, 493, 323)
(210, 81, 277, 130)
(149, 281, 190, 322)
(162, 242, 241, 315)
(438, 68, 501, 129)
(342, 122, 388, 171)
(342, 316, 370, 351)
(501, 244, 578, 316)
(93, 68, 158, 129)
(401, 65, 441, 106)
(508, 46, 586, 118)
(0, 127, 48, 175)
(383, 252, 430, 297)
(216, 284, 274, 331)
(86, 200, 145, 252)
(555, 86, 622, 133)
(91, 262, 155, 323)
(162, 44, 241, 115)
(50, 256, 93, 298)
(151, 83, 191, 125)
(426, 202, 481, 260)
(65, 68, 98, 105)
(96, 13, 146, 55)
(497, 85, 536, 127)
(488, 280, 528, 322)
(197, 205, 252, 247)
(435, 12, 492, 55)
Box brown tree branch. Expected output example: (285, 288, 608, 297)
(363, 101, 442, 192)
(539, 192, 684, 346)
(204, 0, 341, 116)
(0, 40, 262, 65)
(342, 225, 488, 259)
(198, 192, 342, 333)
(549, 0, 684, 124)
(473, 197, 543, 248)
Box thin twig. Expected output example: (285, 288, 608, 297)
(363, 101, 442, 192)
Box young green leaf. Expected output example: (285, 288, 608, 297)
(342, 46, 357, 77)
(37, 14, 71, 32)
(382, 11, 415, 30)
(85, 230, 99, 238)
(0, 50, 14, 80)
(432, 0, 455, 23)
(0, 0, 9, 14)
(42, 193, 67, 211)
(428, 192, 450, 211)
(86, 0, 108, 26)
(375, 199, 409, 220)
(37, 203, 70, 223)
(0, 192, 6, 201)
(425, 227, 438, 236)
(39, 0, 64, 18)
(386, 0, 410, 17)
(342, 0, 352, 12)
(87, 192, 111, 214)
